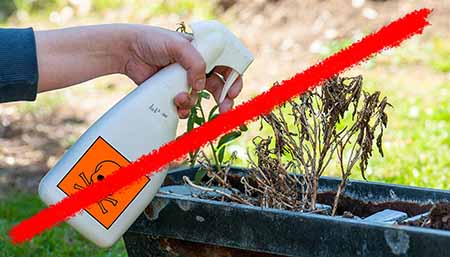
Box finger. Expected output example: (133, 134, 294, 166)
(205, 66, 231, 102)
(227, 76, 243, 99)
(219, 98, 234, 113)
(175, 90, 199, 109)
(178, 108, 190, 119)
(214, 66, 231, 78)
(174, 92, 191, 109)
(172, 40, 206, 91)
(205, 72, 224, 102)
(176, 31, 193, 41)
(206, 67, 243, 102)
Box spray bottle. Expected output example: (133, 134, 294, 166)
(38, 20, 253, 247)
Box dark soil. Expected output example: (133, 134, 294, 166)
(318, 192, 450, 231)
(172, 172, 450, 231)
(219, 174, 434, 219)
(401, 202, 450, 231)
(317, 191, 432, 217)
(429, 202, 450, 230)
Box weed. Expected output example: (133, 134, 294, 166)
(186, 90, 247, 184)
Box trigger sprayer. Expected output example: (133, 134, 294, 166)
(38, 20, 254, 247)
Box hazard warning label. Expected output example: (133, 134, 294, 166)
(57, 136, 150, 229)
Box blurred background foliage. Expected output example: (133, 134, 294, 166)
(0, 0, 449, 256)
(0, 0, 216, 24)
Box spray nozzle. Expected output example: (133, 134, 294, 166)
(189, 21, 254, 103)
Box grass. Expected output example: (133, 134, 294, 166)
(320, 36, 450, 73)
(342, 37, 450, 189)
(2, 0, 215, 25)
(358, 78, 449, 189)
(0, 191, 127, 257)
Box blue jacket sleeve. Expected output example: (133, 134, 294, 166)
(0, 27, 39, 103)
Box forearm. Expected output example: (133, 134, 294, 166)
(35, 24, 135, 92)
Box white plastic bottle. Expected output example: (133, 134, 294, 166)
(38, 20, 253, 247)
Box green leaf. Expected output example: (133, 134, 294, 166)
(217, 131, 242, 149)
(218, 146, 225, 163)
(209, 113, 220, 121)
(187, 112, 195, 131)
(194, 168, 207, 184)
(200, 91, 211, 99)
(194, 96, 203, 108)
(193, 114, 205, 125)
(208, 105, 220, 121)
(239, 124, 248, 132)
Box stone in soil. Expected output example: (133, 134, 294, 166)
(403, 212, 430, 223)
(159, 185, 233, 198)
(316, 204, 332, 215)
(401, 202, 450, 231)
(341, 211, 362, 220)
(363, 209, 408, 224)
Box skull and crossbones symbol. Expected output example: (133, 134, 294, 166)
(73, 160, 120, 214)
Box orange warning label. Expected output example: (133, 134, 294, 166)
(57, 136, 149, 229)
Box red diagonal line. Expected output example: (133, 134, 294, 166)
(9, 8, 431, 243)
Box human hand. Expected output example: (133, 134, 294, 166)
(122, 25, 243, 119)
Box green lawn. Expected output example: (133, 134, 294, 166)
(349, 37, 450, 189)
(0, 192, 127, 257)
(359, 76, 449, 189)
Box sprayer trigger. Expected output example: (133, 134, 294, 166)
(219, 70, 240, 103)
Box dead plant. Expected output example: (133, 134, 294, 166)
(187, 75, 390, 216)
(244, 75, 390, 215)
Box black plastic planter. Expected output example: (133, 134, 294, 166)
(123, 167, 450, 257)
